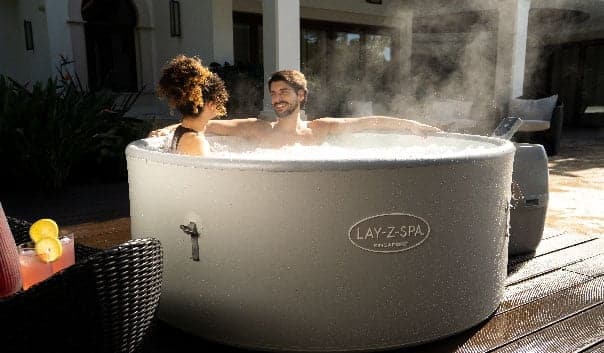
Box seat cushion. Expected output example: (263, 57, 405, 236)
(509, 94, 558, 122)
(518, 120, 551, 132)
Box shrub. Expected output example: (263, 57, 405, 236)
(0, 62, 150, 190)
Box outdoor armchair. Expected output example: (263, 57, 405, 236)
(510, 94, 564, 156)
(0, 217, 163, 353)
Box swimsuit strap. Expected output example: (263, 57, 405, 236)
(170, 125, 198, 152)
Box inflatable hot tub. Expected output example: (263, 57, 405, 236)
(126, 132, 515, 351)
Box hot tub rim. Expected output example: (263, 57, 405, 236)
(125, 132, 516, 172)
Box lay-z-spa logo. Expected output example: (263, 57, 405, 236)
(349, 213, 430, 253)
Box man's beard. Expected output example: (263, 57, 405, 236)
(274, 99, 300, 118)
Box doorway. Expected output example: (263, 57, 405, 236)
(549, 40, 604, 127)
(82, 0, 138, 92)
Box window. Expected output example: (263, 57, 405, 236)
(301, 29, 325, 77)
(169, 0, 181, 37)
(233, 12, 262, 67)
(24, 20, 34, 50)
(232, 12, 399, 116)
(301, 20, 397, 116)
(82, 0, 138, 92)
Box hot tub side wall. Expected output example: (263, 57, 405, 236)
(126, 152, 513, 351)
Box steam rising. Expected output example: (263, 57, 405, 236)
(227, 1, 597, 133)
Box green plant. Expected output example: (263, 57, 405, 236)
(0, 59, 149, 190)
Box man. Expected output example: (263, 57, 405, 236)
(150, 69, 440, 146)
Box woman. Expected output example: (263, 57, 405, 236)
(156, 54, 229, 156)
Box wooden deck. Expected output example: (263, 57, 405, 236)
(144, 229, 604, 352)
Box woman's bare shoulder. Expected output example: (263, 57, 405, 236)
(177, 132, 207, 155)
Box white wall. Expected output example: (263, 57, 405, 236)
(0, 0, 21, 80)
(0, 0, 52, 83)
(494, 0, 530, 117)
(211, 0, 234, 65)
(300, 0, 407, 26)
(233, 0, 408, 27)
(45, 0, 73, 78)
(152, 0, 233, 71)
(531, 0, 604, 44)
(19, 0, 52, 83)
(128, 0, 235, 118)
(232, 0, 261, 14)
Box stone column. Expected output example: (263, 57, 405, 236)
(260, 0, 300, 120)
(66, 0, 88, 88)
(45, 0, 74, 78)
(494, 0, 531, 117)
(211, 0, 234, 65)
(135, 26, 157, 92)
(394, 10, 413, 94)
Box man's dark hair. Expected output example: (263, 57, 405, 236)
(268, 70, 308, 107)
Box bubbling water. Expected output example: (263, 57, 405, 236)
(148, 132, 504, 161)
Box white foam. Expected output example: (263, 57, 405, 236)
(207, 133, 498, 161)
(142, 132, 503, 161)
(144, 136, 171, 151)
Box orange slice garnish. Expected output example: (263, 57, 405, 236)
(29, 218, 59, 243)
(35, 237, 63, 263)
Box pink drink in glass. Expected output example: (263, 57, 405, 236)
(18, 243, 53, 290)
(51, 233, 75, 273)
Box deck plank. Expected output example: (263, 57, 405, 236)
(542, 228, 566, 240)
(499, 269, 591, 314)
(581, 341, 604, 353)
(493, 303, 604, 353)
(508, 232, 598, 266)
(564, 254, 604, 278)
(532, 232, 599, 257)
(507, 238, 604, 285)
(454, 277, 604, 353)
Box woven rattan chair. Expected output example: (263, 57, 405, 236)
(0, 217, 163, 353)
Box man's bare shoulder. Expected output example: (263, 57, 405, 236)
(307, 117, 338, 127)
(306, 118, 339, 137)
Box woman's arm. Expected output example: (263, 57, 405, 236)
(148, 118, 271, 138)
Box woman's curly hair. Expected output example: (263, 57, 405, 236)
(157, 55, 228, 117)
